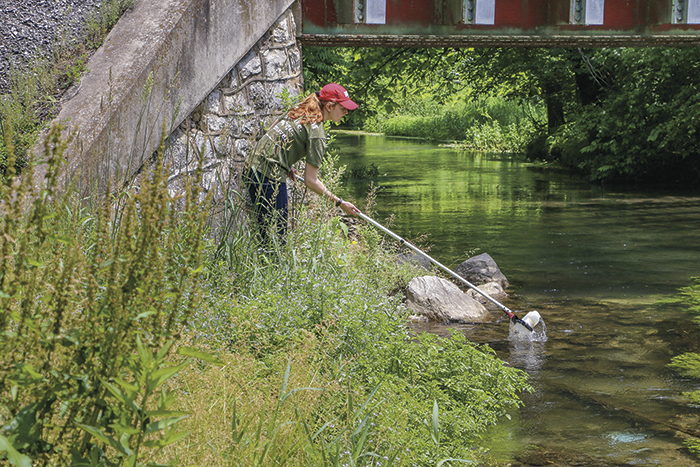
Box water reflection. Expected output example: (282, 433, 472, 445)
(336, 133, 700, 301)
(335, 133, 700, 466)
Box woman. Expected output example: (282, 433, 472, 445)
(244, 83, 361, 243)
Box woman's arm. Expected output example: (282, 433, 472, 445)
(302, 163, 360, 216)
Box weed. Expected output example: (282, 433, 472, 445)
(0, 122, 212, 466)
(665, 277, 700, 460)
(167, 149, 530, 465)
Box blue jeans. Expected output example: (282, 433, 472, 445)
(245, 168, 288, 243)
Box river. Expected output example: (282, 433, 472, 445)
(333, 132, 700, 466)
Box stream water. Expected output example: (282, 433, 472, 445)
(333, 132, 700, 466)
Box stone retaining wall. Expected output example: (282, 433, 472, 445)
(163, 7, 303, 208)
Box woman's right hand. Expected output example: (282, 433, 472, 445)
(339, 200, 360, 217)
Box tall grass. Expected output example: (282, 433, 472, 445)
(156, 149, 531, 465)
(369, 94, 545, 153)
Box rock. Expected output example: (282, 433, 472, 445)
(406, 276, 494, 323)
(466, 281, 507, 308)
(453, 253, 509, 289)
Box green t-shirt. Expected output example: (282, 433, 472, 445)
(248, 118, 327, 182)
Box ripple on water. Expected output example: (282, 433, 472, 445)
(509, 318, 548, 342)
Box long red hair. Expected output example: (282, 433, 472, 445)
(287, 92, 332, 124)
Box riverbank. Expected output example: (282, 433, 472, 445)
(362, 94, 545, 154)
(0, 134, 530, 465)
(158, 165, 532, 464)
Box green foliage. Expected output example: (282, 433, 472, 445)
(422, 401, 474, 466)
(379, 104, 475, 141)
(75, 339, 200, 466)
(0, 125, 529, 466)
(302, 45, 700, 187)
(373, 94, 543, 153)
(303, 48, 354, 93)
(85, 0, 136, 48)
(548, 48, 700, 185)
(0, 123, 209, 466)
(686, 439, 700, 459)
(353, 330, 529, 463)
(185, 156, 530, 464)
(303, 47, 494, 128)
(666, 277, 700, 460)
(669, 353, 700, 379)
(63, 54, 89, 89)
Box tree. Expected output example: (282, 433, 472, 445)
(551, 47, 700, 185)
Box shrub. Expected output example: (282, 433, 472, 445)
(666, 277, 700, 459)
(375, 94, 545, 153)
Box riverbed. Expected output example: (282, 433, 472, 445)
(334, 132, 700, 466)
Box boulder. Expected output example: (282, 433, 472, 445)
(406, 276, 493, 323)
(454, 253, 509, 289)
(466, 281, 507, 308)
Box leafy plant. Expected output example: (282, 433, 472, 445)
(666, 277, 700, 459)
(0, 123, 209, 466)
(75, 339, 222, 466)
(85, 0, 136, 48)
(423, 401, 474, 466)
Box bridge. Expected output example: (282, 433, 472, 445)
(301, 0, 700, 47)
(51, 0, 700, 200)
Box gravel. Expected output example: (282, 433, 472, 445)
(0, 0, 103, 93)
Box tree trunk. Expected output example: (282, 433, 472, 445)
(544, 92, 565, 135)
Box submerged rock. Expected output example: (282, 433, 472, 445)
(513, 445, 629, 466)
(406, 275, 496, 323)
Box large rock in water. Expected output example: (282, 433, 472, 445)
(454, 253, 509, 289)
(406, 276, 494, 323)
(465, 281, 507, 308)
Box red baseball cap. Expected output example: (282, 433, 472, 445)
(319, 83, 358, 110)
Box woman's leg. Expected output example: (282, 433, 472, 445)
(273, 181, 288, 239)
(246, 168, 288, 243)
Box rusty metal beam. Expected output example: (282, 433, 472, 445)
(299, 33, 700, 47)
